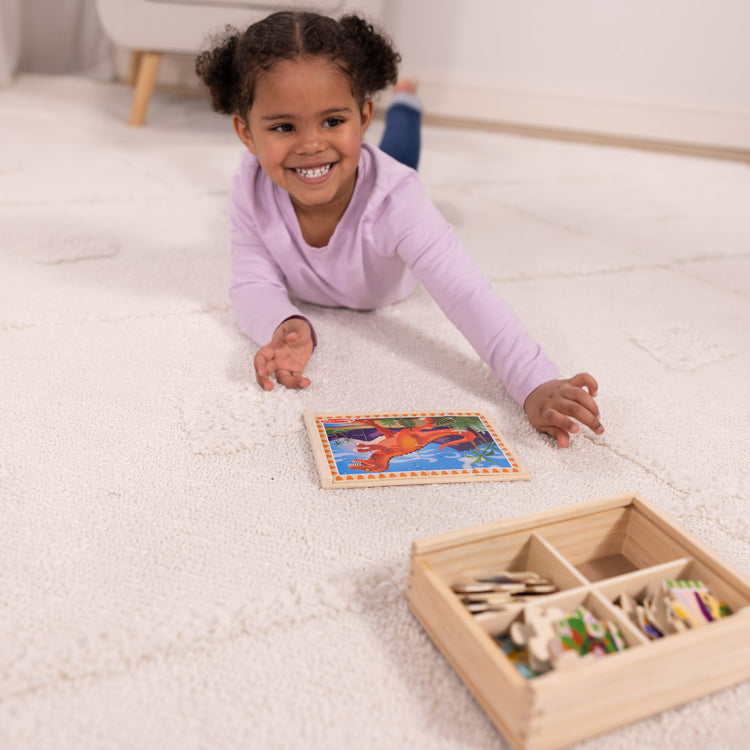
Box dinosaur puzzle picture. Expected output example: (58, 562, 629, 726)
(303, 410, 530, 488)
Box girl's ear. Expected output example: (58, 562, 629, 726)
(360, 99, 374, 139)
(233, 114, 257, 155)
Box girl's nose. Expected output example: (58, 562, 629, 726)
(296, 127, 325, 154)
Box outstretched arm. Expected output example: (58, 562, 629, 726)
(254, 316, 314, 391)
(524, 372, 604, 448)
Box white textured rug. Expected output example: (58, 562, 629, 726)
(1, 75, 749, 750)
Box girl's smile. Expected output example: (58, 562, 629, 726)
(233, 57, 373, 240)
(291, 161, 335, 182)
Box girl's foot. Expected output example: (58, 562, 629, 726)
(393, 78, 418, 95)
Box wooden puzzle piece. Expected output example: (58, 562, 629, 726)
(510, 606, 628, 675)
(494, 635, 539, 679)
(453, 569, 558, 613)
(510, 607, 565, 673)
(696, 590, 727, 621)
(619, 592, 664, 638)
(618, 579, 732, 639)
(664, 579, 731, 626)
(552, 607, 627, 661)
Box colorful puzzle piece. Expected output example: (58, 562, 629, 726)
(619, 578, 732, 639)
(495, 635, 539, 679)
(509, 606, 627, 676)
(551, 607, 626, 663)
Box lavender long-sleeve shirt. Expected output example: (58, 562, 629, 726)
(229, 144, 559, 406)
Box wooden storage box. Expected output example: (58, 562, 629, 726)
(407, 492, 750, 750)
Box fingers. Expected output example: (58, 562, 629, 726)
(279, 324, 300, 345)
(254, 348, 275, 391)
(540, 420, 582, 448)
(560, 394, 603, 436)
(569, 372, 599, 397)
(275, 369, 311, 390)
(555, 377, 604, 435)
(537, 424, 572, 449)
(254, 348, 311, 391)
(255, 364, 310, 390)
(539, 407, 579, 443)
(553, 427, 571, 449)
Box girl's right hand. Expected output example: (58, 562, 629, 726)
(254, 317, 314, 390)
(523, 372, 604, 448)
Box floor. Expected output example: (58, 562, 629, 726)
(1, 74, 749, 750)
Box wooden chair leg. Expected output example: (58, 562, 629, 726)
(129, 51, 162, 126)
(127, 51, 143, 86)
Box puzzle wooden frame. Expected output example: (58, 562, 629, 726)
(303, 410, 529, 489)
(407, 492, 750, 750)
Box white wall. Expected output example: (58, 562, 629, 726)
(381, 0, 750, 151)
(2, 0, 114, 80)
(105, 0, 750, 151)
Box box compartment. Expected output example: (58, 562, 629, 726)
(531, 502, 692, 581)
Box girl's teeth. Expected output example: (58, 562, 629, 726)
(295, 164, 331, 178)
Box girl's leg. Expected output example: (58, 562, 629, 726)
(378, 82, 422, 170)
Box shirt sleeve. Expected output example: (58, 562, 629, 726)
(228, 167, 309, 347)
(383, 177, 560, 406)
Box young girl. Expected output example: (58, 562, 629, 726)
(195, 11, 604, 448)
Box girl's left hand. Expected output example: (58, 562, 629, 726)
(524, 373, 604, 448)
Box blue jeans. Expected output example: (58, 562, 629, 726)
(378, 91, 421, 171)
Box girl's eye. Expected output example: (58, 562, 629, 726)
(271, 123, 293, 133)
(324, 117, 344, 128)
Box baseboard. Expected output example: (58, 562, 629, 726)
(416, 114, 750, 165)
(412, 69, 750, 158)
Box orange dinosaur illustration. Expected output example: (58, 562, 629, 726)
(348, 418, 477, 473)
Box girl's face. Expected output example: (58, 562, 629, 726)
(234, 56, 373, 219)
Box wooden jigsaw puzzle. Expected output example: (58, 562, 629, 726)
(303, 410, 529, 488)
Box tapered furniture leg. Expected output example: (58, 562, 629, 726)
(127, 51, 143, 86)
(129, 51, 161, 126)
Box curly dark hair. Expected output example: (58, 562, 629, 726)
(195, 11, 400, 118)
